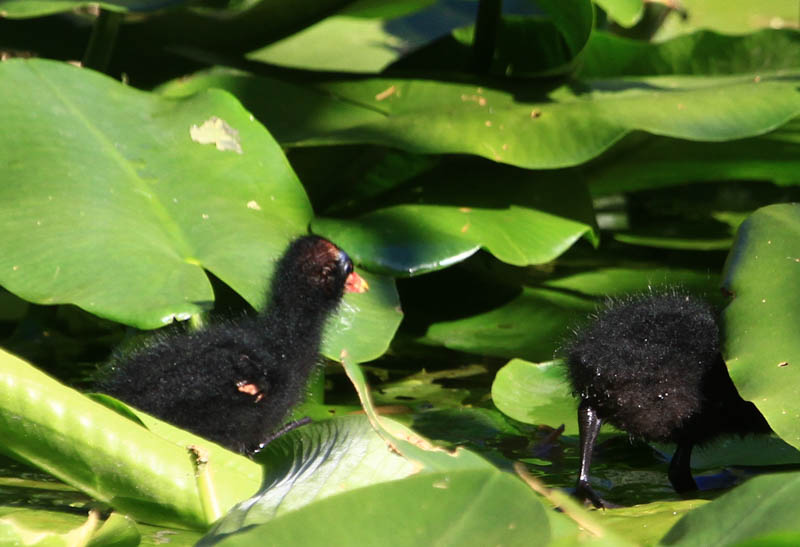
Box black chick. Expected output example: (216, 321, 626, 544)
(564, 291, 770, 507)
(98, 235, 368, 454)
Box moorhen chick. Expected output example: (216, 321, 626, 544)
(99, 235, 368, 453)
(564, 291, 770, 507)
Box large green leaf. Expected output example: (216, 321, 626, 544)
(0, 0, 174, 17)
(248, 15, 407, 72)
(0, 59, 397, 361)
(0, 507, 201, 547)
(656, 0, 799, 39)
(321, 271, 403, 362)
(580, 29, 800, 78)
(594, 0, 644, 27)
(586, 120, 800, 196)
(417, 287, 590, 363)
(200, 468, 551, 546)
(0, 58, 311, 328)
(595, 501, 705, 546)
(312, 164, 597, 276)
(205, 416, 421, 535)
(721, 203, 800, 449)
(0, 348, 261, 529)
(160, 68, 800, 169)
(0, 508, 100, 547)
(656, 435, 800, 469)
(492, 359, 578, 434)
(661, 472, 800, 545)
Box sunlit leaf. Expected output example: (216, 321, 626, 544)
(0, 58, 311, 329)
(161, 68, 800, 169)
(722, 203, 800, 449)
(492, 359, 577, 434)
(661, 472, 800, 545)
(0, 348, 260, 529)
(200, 468, 551, 546)
(205, 416, 420, 535)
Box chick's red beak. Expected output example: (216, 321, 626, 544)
(345, 271, 369, 293)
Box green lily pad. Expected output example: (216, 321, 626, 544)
(160, 68, 800, 169)
(0, 348, 261, 529)
(247, 15, 409, 73)
(205, 415, 420, 535)
(595, 500, 707, 546)
(587, 120, 800, 196)
(492, 359, 577, 434)
(594, 0, 645, 27)
(0, 59, 397, 361)
(312, 163, 597, 276)
(321, 270, 403, 363)
(661, 472, 800, 545)
(200, 468, 551, 546)
(654, 435, 800, 470)
(412, 407, 523, 446)
(0, 0, 165, 18)
(0, 58, 311, 329)
(721, 203, 800, 449)
(420, 286, 595, 361)
(656, 0, 799, 39)
(580, 29, 800, 78)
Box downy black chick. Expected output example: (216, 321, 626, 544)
(564, 291, 770, 507)
(98, 235, 368, 454)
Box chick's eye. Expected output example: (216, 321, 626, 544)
(338, 251, 353, 274)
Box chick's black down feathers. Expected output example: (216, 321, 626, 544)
(564, 291, 770, 507)
(98, 236, 367, 454)
(565, 292, 768, 445)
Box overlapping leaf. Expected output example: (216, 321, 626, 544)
(0, 348, 261, 529)
(204, 416, 421, 536)
(0, 58, 310, 328)
(161, 67, 800, 169)
(721, 203, 800, 449)
(0, 0, 176, 17)
(0, 58, 399, 361)
(662, 472, 800, 545)
(201, 468, 551, 546)
(312, 164, 597, 276)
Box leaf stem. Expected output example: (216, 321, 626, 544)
(82, 9, 123, 74)
(190, 445, 222, 524)
(471, 0, 502, 74)
(513, 462, 607, 538)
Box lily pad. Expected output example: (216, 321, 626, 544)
(580, 29, 800, 78)
(0, 0, 171, 17)
(200, 468, 551, 546)
(0, 348, 261, 529)
(204, 415, 421, 535)
(0, 58, 311, 329)
(721, 203, 800, 449)
(313, 163, 597, 276)
(321, 270, 403, 363)
(656, 0, 799, 38)
(661, 472, 800, 545)
(594, 0, 645, 28)
(160, 68, 800, 169)
(492, 359, 577, 434)
(586, 120, 800, 196)
(0, 59, 398, 361)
